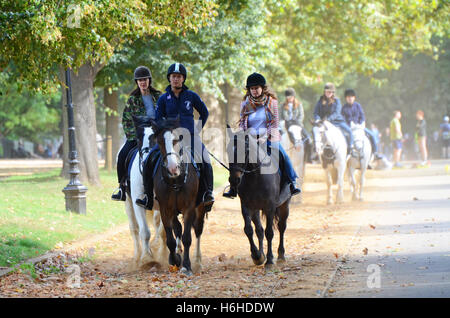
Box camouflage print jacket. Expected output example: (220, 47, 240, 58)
(122, 92, 161, 141)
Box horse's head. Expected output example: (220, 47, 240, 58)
(152, 117, 182, 178)
(226, 124, 259, 190)
(132, 115, 156, 151)
(350, 122, 366, 152)
(311, 119, 327, 156)
(287, 124, 303, 151)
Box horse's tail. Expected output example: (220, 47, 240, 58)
(261, 210, 280, 231)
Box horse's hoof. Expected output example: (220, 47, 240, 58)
(169, 253, 182, 267)
(277, 256, 286, 264)
(252, 253, 266, 266)
(264, 262, 275, 270)
(327, 200, 333, 206)
(180, 267, 193, 276)
(359, 197, 364, 202)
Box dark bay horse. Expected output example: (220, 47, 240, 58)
(151, 118, 207, 276)
(226, 125, 291, 268)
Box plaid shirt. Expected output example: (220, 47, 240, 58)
(239, 96, 280, 142)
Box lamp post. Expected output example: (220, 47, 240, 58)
(62, 68, 87, 214)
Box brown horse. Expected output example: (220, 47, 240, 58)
(150, 118, 207, 276)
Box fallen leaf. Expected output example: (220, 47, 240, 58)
(333, 253, 339, 259)
(362, 248, 368, 255)
(369, 224, 376, 229)
(169, 265, 179, 273)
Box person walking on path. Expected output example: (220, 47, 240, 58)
(415, 110, 428, 166)
(440, 115, 450, 159)
(390, 110, 403, 168)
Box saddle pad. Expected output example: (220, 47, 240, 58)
(126, 147, 139, 177)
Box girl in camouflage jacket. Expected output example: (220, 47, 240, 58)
(111, 66, 161, 201)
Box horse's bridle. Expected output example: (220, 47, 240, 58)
(160, 149, 189, 191)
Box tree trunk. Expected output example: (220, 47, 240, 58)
(104, 86, 120, 168)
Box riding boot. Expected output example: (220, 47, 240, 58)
(289, 182, 302, 196)
(111, 183, 126, 201)
(223, 178, 238, 199)
(202, 162, 215, 212)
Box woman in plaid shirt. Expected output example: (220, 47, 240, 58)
(223, 73, 301, 198)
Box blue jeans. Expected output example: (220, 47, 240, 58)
(364, 128, 378, 153)
(332, 121, 354, 147)
(267, 140, 298, 184)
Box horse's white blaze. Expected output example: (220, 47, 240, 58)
(164, 130, 180, 176)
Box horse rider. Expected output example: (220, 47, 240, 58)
(341, 89, 383, 160)
(136, 63, 215, 212)
(111, 66, 161, 201)
(313, 82, 357, 157)
(223, 72, 301, 198)
(281, 87, 315, 163)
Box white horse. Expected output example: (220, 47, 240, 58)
(121, 118, 169, 270)
(347, 122, 372, 201)
(280, 120, 306, 202)
(312, 120, 348, 205)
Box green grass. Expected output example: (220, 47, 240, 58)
(0, 169, 128, 267)
(0, 165, 229, 267)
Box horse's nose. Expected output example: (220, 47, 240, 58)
(166, 155, 180, 176)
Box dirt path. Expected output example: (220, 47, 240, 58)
(1, 161, 448, 298)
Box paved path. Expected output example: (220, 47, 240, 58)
(328, 162, 450, 297)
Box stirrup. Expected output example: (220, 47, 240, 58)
(222, 185, 237, 199)
(111, 187, 125, 201)
(135, 194, 153, 210)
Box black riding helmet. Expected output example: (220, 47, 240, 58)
(167, 63, 187, 83)
(344, 89, 356, 97)
(246, 72, 266, 88)
(134, 66, 152, 83)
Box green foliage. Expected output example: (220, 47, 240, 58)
(0, 72, 61, 141)
(96, 0, 271, 101)
(263, 0, 450, 90)
(340, 38, 450, 134)
(0, 0, 218, 91)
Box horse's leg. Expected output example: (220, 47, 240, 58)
(173, 214, 183, 255)
(251, 211, 266, 265)
(348, 164, 357, 201)
(192, 206, 206, 273)
(130, 161, 155, 267)
(162, 216, 181, 268)
(359, 166, 366, 201)
(336, 163, 345, 204)
(326, 168, 333, 205)
(242, 203, 263, 265)
(152, 209, 169, 267)
(264, 208, 275, 269)
(277, 201, 289, 263)
(125, 197, 141, 269)
(180, 210, 195, 276)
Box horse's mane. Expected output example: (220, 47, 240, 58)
(152, 117, 180, 136)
